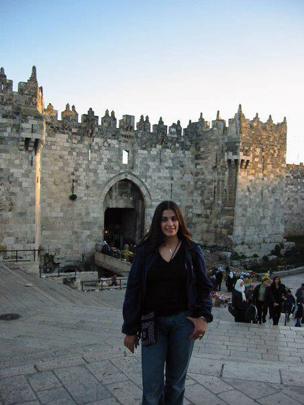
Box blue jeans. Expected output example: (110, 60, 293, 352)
(141, 311, 194, 405)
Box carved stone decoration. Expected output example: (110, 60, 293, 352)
(101, 109, 117, 129)
(119, 115, 135, 132)
(136, 115, 145, 131)
(61, 103, 78, 123)
(136, 115, 151, 133)
(101, 109, 111, 128)
(44, 103, 58, 121)
(81, 107, 98, 137)
(152, 117, 167, 139)
(0, 67, 13, 93)
(18, 66, 39, 107)
(144, 116, 151, 132)
(169, 120, 182, 137)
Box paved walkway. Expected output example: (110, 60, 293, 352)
(0, 262, 304, 405)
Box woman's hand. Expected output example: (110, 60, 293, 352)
(187, 317, 208, 340)
(124, 335, 139, 353)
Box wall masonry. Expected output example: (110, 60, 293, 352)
(0, 67, 303, 260)
(285, 163, 304, 237)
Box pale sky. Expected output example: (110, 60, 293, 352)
(1, 0, 303, 163)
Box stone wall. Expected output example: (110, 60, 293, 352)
(233, 108, 287, 256)
(41, 109, 196, 258)
(0, 67, 44, 251)
(285, 163, 304, 236)
(1, 67, 296, 260)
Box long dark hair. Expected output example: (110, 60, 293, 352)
(271, 276, 281, 288)
(141, 201, 192, 251)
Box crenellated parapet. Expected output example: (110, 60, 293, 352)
(0, 67, 45, 153)
(0, 67, 13, 94)
(101, 109, 117, 131)
(286, 162, 304, 178)
(1, 67, 287, 154)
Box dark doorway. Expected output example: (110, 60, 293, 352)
(103, 180, 145, 248)
(104, 208, 137, 249)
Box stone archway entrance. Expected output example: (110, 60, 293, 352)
(103, 179, 144, 249)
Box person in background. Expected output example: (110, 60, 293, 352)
(232, 279, 249, 323)
(295, 283, 304, 324)
(215, 267, 224, 291)
(283, 289, 296, 323)
(294, 299, 304, 327)
(268, 276, 287, 326)
(253, 276, 271, 324)
(295, 283, 304, 303)
(226, 267, 235, 292)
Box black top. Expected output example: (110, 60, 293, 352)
(232, 290, 248, 311)
(269, 283, 286, 306)
(143, 242, 188, 316)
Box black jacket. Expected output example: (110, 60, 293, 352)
(122, 241, 213, 335)
(267, 283, 286, 308)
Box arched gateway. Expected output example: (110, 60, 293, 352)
(102, 174, 151, 249)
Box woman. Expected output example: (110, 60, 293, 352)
(226, 267, 235, 292)
(232, 279, 249, 322)
(268, 276, 286, 325)
(122, 201, 213, 405)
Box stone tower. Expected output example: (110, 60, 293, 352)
(0, 67, 44, 251)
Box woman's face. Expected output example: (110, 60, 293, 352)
(274, 277, 280, 285)
(160, 209, 179, 238)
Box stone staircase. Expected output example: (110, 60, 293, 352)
(1, 261, 304, 404)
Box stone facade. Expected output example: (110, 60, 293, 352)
(0, 67, 44, 251)
(285, 163, 304, 237)
(0, 67, 303, 259)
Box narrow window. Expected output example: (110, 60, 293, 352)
(122, 150, 129, 164)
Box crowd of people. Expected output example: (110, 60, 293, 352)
(229, 275, 304, 327)
(210, 264, 304, 327)
(100, 240, 136, 262)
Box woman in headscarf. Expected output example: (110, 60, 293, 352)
(232, 278, 249, 323)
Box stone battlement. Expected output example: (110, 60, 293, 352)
(0, 66, 303, 258)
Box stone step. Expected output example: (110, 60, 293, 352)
(1, 262, 304, 369)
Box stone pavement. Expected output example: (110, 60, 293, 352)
(0, 262, 304, 405)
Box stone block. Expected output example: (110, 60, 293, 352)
(188, 374, 234, 394)
(188, 356, 223, 377)
(222, 378, 279, 400)
(218, 389, 258, 405)
(28, 371, 62, 392)
(36, 386, 76, 404)
(86, 360, 129, 385)
(222, 362, 280, 383)
(257, 392, 301, 405)
(54, 365, 112, 403)
(280, 367, 304, 386)
(0, 374, 37, 404)
(35, 356, 85, 371)
(106, 381, 142, 404)
(185, 383, 227, 405)
(0, 364, 35, 378)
